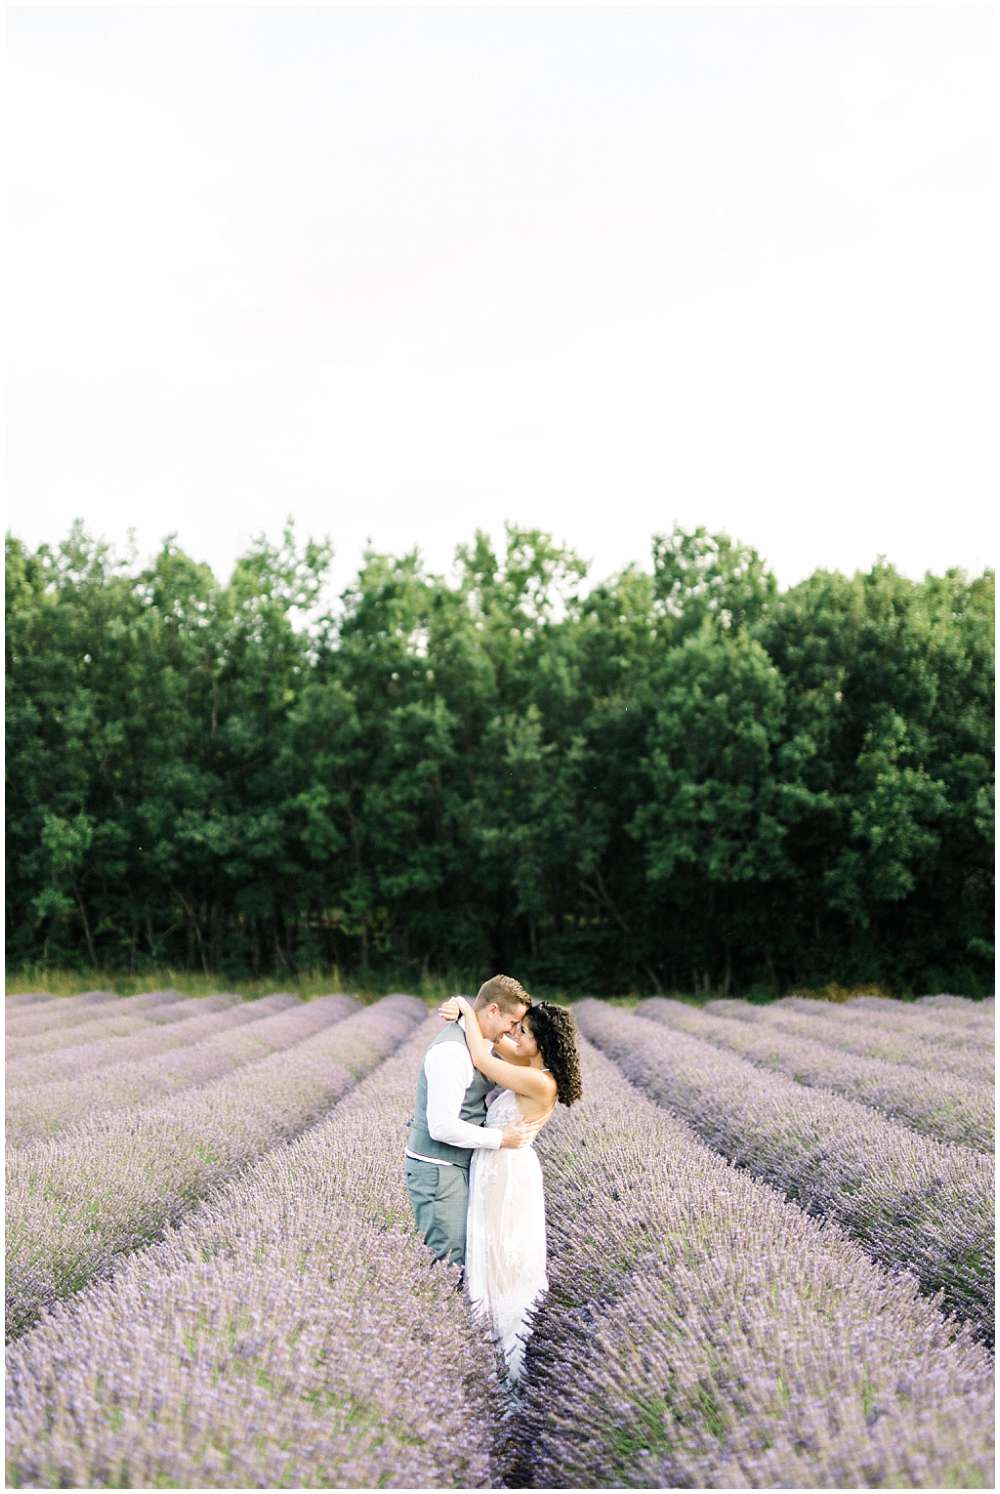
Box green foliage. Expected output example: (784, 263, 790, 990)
(5, 520, 994, 995)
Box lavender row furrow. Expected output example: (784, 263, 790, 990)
(6, 994, 59, 1008)
(778, 997, 993, 1054)
(5, 995, 356, 1148)
(640, 998, 993, 1152)
(576, 1001, 994, 1343)
(705, 998, 994, 1087)
(5, 1018, 498, 1490)
(514, 1038, 994, 1490)
(5, 995, 299, 1089)
(5, 995, 425, 1340)
(5, 989, 183, 1040)
(5, 992, 243, 1062)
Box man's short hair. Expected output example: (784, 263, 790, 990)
(475, 973, 532, 1015)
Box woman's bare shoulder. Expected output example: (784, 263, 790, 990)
(521, 1069, 557, 1110)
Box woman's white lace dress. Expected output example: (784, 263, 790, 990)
(466, 1086, 548, 1384)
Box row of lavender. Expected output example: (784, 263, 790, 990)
(849, 994, 993, 1021)
(705, 996, 994, 1086)
(5, 989, 243, 1058)
(576, 1001, 995, 1345)
(5, 988, 183, 1026)
(791, 994, 994, 1053)
(6, 1018, 498, 1489)
(4, 992, 299, 1088)
(6, 995, 426, 1339)
(634, 997, 993, 1151)
(6, 994, 361, 1147)
(514, 1037, 994, 1489)
(6, 987, 181, 1037)
(8, 1015, 994, 1488)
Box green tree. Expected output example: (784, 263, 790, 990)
(5, 520, 994, 995)
(629, 623, 790, 993)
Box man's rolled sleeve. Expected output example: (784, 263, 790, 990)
(424, 1044, 503, 1150)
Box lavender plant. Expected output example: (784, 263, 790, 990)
(514, 1041, 994, 1489)
(5, 992, 116, 1027)
(778, 998, 992, 1054)
(5, 1018, 499, 1489)
(576, 1001, 994, 1343)
(5, 994, 356, 1148)
(917, 995, 995, 1017)
(5, 994, 307, 1090)
(639, 998, 993, 1151)
(5, 995, 425, 1340)
(705, 998, 994, 1087)
(4, 989, 183, 1040)
(5, 992, 243, 1063)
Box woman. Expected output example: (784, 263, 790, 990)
(436, 993, 582, 1384)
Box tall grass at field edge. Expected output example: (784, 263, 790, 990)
(5, 965, 611, 1007)
(3, 968, 957, 1008)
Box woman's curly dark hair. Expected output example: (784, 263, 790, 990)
(523, 1001, 583, 1105)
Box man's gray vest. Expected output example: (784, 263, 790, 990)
(406, 1022, 494, 1169)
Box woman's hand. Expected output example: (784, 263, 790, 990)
(436, 995, 472, 1022)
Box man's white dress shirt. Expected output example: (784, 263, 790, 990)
(405, 1015, 503, 1165)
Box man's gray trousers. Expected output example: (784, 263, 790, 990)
(404, 1157, 470, 1267)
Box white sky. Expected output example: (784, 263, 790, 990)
(5, 3, 997, 601)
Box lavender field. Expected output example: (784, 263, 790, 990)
(5, 992, 995, 1488)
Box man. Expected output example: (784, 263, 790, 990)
(405, 973, 540, 1270)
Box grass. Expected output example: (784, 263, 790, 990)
(4, 965, 648, 1009)
(5, 968, 926, 1008)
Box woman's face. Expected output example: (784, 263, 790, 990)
(516, 1016, 540, 1059)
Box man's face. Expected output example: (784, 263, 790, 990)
(482, 1001, 528, 1042)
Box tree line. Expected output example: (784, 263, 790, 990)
(5, 520, 994, 995)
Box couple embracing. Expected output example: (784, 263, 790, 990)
(404, 974, 582, 1384)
